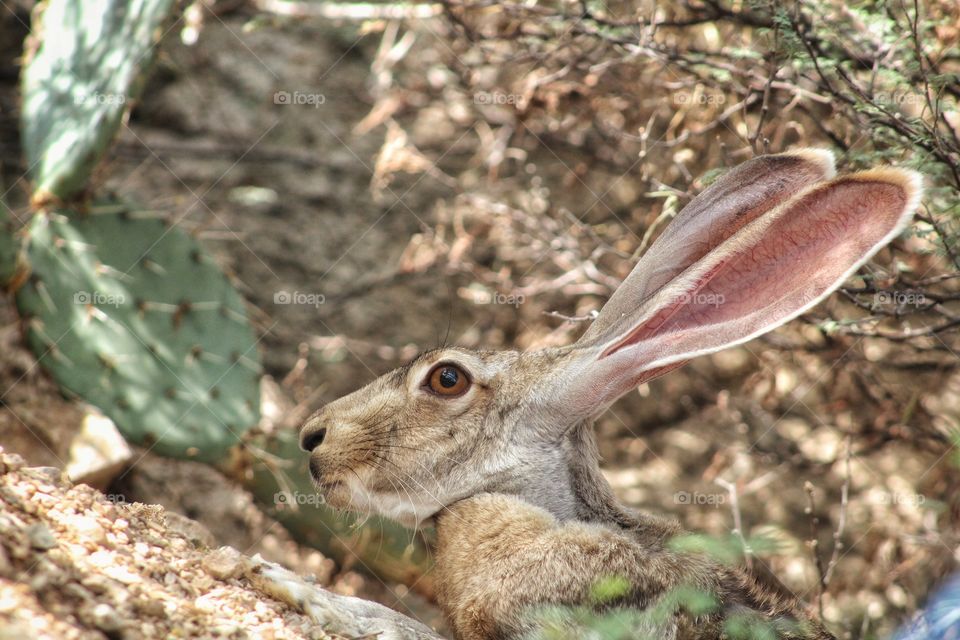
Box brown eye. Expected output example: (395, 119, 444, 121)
(427, 364, 470, 397)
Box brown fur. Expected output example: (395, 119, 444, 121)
(305, 346, 833, 639)
(301, 151, 923, 639)
(434, 494, 832, 640)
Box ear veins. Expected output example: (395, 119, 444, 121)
(578, 150, 837, 350)
(599, 170, 918, 365)
(669, 157, 829, 265)
(601, 259, 730, 358)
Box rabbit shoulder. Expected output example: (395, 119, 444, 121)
(433, 493, 830, 640)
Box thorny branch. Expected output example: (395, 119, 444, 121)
(423, 0, 960, 355)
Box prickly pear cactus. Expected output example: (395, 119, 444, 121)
(13, 0, 263, 463)
(11, 0, 428, 593)
(21, 0, 176, 202)
(0, 203, 23, 289)
(15, 202, 261, 462)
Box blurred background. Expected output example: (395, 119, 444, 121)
(0, 0, 958, 638)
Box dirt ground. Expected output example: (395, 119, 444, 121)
(0, 449, 338, 639)
(1, 2, 958, 639)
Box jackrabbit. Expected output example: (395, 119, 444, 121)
(300, 149, 922, 639)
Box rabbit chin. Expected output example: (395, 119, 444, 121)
(341, 476, 445, 528)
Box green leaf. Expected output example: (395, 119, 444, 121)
(652, 584, 720, 618)
(590, 575, 631, 604)
(668, 532, 744, 565)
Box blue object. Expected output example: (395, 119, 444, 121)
(894, 575, 960, 640)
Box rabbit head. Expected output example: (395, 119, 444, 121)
(300, 149, 922, 528)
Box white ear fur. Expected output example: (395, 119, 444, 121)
(546, 162, 922, 421)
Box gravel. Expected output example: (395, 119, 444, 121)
(0, 448, 340, 640)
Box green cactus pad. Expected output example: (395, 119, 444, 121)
(21, 0, 176, 201)
(0, 203, 24, 289)
(16, 201, 261, 462)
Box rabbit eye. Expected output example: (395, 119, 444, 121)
(426, 364, 470, 397)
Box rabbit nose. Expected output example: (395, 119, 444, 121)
(300, 420, 328, 452)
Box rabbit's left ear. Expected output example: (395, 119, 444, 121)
(544, 168, 923, 421)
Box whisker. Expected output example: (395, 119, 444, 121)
(365, 450, 468, 527)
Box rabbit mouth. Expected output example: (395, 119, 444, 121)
(308, 458, 345, 492)
(313, 478, 351, 509)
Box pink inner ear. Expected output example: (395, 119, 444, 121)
(636, 158, 831, 293)
(604, 180, 907, 359)
(577, 151, 836, 350)
(604, 259, 729, 351)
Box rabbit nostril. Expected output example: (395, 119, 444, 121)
(300, 426, 327, 452)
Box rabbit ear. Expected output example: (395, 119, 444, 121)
(546, 166, 922, 421)
(578, 148, 837, 347)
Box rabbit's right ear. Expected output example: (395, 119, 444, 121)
(538, 153, 921, 424)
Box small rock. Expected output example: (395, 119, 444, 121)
(133, 596, 166, 618)
(66, 412, 134, 491)
(307, 628, 331, 640)
(62, 583, 93, 602)
(90, 603, 122, 633)
(72, 515, 107, 545)
(103, 565, 142, 585)
(164, 512, 216, 549)
(0, 453, 25, 475)
(202, 546, 244, 581)
(29, 467, 65, 486)
(28, 573, 51, 593)
(211, 623, 242, 636)
(0, 588, 17, 614)
(26, 523, 57, 550)
(81, 574, 111, 595)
